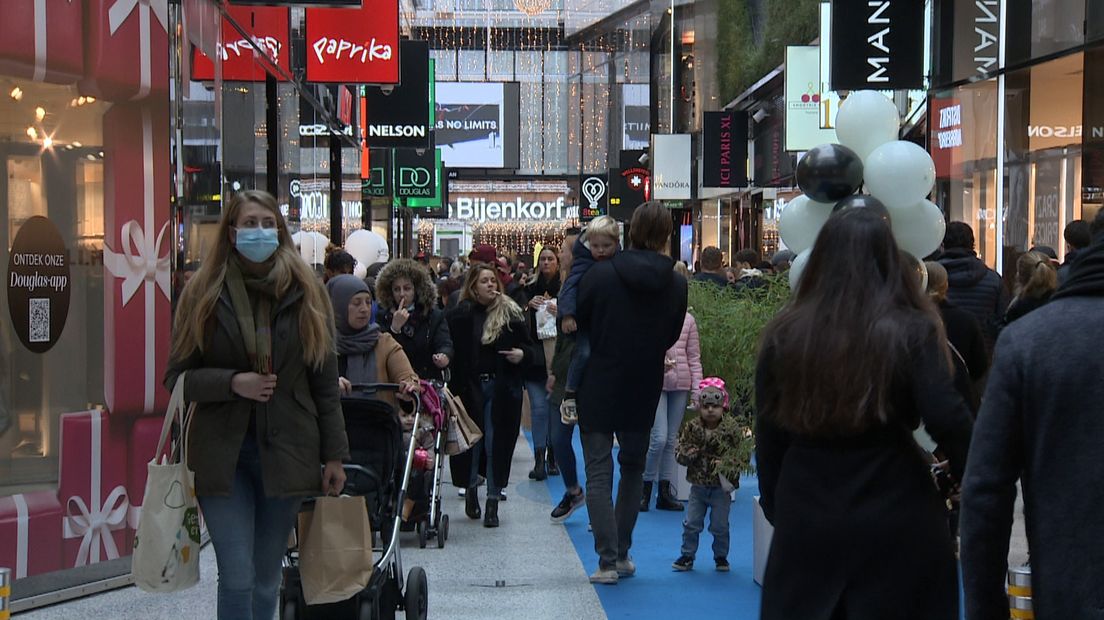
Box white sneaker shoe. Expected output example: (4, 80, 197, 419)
(616, 557, 636, 578)
(589, 567, 618, 585)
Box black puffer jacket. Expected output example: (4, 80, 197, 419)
(938, 248, 1009, 349)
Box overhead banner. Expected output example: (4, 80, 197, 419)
(192, 6, 290, 82)
(623, 84, 650, 149)
(703, 111, 748, 188)
(435, 82, 506, 168)
(785, 46, 837, 151)
(830, 0, 925, 91)
(362, 148, 391, 197)
(652, 134, 692, 200)
(363, 40, 430, 148)
(611, 150, 651, 219)
(305, 0, 399, 84)
(393, 148, 437, 200)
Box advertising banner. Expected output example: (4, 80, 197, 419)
(930, 97, 964, 179)
(611, 150, 651, 220)
(652, 134, 692, 200)
(623, 84, 650, 149)
(362, 149, 391, 197)
(703, 111, 748, 188)
(785, 46, 836, 151)
(192, 6, 289, 82)
(579, 174, 609, 221)
(393, 148, 437, 200)
(446, 180, 574, 222)
(305, 0, 399, 84)
(362, 40, 430, 148)
(435, 82, 506, 168)
(830, 0, 925, 91)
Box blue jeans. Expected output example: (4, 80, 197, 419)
(550, 411, 579, 490)
(645, 390, 689, 483)
(680, 484, 731, 560)
(470, 378, 501, 497)
(565, 331, 591, 392)
(525, 379, 552, 450)
(198, 436, 303, 620)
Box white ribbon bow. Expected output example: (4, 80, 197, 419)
(64, 486, 130, 566)
(108, 0, 168, 99)
(104, 220, 171, 305)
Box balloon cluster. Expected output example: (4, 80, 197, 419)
(780, 91, 945, 289)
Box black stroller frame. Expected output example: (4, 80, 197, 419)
(280, 384, 430, 620)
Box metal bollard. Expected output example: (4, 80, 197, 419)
(1008, 564, 1033, 619)
(0, 567, 11, 620)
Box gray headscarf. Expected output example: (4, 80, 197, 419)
(327, 274, 380, 384)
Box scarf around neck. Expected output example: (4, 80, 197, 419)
(226, 256, 277, 374)
(327, 274, 381, 384)
(1052, 238, 1104, 301)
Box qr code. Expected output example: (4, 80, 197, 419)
(29, 298, 50, 343)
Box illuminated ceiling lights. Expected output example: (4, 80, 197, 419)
(513, 0, 552, 17)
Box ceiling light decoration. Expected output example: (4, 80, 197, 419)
(10, 87, 23, 101)
(26, 127, 37, 139)
(513, 0, 551, 17)
(35, 107, 46, 122)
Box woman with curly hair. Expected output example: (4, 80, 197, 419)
(376, 259, 454, 383)
(446, 264, 538, 527)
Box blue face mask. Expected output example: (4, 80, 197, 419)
(234, 227, 279, 263)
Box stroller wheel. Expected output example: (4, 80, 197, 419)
(404, 566, 429, 620)
(417, 521, 427, 549)
(437, 514, 448, 549)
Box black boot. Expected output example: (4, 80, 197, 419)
(639, 481, 653, 512)
(483, 498, 500, 528)
(529, 449, 548, 481)
(465, 486, 482, 519)
(546, 448, 560, 476)
(656, 481, 684, 511)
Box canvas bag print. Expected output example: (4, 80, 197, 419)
(298, 495, 375, 605)
(131, 374, 201, 593)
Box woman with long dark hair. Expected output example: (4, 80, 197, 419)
(446, 264, 538, 527)
(755, 208, 973, 620)
(524, 246, 561, 479)
(166, 190, 347, 620)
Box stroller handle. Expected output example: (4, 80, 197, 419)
(347, 382, 422, 414)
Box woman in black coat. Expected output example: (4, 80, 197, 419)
(376, 258, 454, 383)
(522, 247, 561, 479)
(755, 209, 973, 620)
(446, 264, 538, 528)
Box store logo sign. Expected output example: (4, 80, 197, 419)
(652, 134, 693, 200)
(830, 0, 924, 90)
(452, 197, 566, 221)
(299, 124, 354, 137)
(311, 37, 392, 65)
(192, 6, 291, 82)
(937, 104, 963, 149)
(1027, 125, 1085, 138)
(974, 0, 999, 75)
(369, 124, 428, 139)
(305, 4, 400, 84)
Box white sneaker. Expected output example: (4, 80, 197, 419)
(616, 557, 636, 578)
(589, 567, 618, 585)
(560, 399, 578, 425)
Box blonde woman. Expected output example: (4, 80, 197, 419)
(165, 190, 347, 620)
(1002, 251, 1059, 327)
(445, 264, 538, 527)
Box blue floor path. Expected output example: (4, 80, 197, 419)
(529, 430, 763, 619)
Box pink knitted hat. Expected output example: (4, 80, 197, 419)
(698, 377, 729, 409)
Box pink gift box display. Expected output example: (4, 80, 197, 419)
(81, 0, 169, 101)
(0, 0, 84, 83)
(58, 410, 131, 569)
(103, 101, 172, 417)
(0, 491, 64, 579)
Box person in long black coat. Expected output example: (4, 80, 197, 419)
(445, 264, 538, 528)
(961, 232, 1104, 619)
(575, 202, 688, 583)
(755, 209, 973, 620)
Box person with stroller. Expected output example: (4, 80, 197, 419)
(165, 190, 348, 620)
(375, 258, 454, 383)
(447, 264, 539, 528)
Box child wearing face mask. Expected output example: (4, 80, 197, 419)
(556, 215, 621, 424)
(672, 378, 742, 573)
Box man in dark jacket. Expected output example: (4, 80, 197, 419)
(692, 246, 730, 287)
(937, 222, 1009, 350)
(961, 216, 1104, 619)
(1057, 219, 1090, 285)
(576, 202, 688, 585)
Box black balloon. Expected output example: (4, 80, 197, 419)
(832, 194, 890, 221)
(795, 143, 864, 203)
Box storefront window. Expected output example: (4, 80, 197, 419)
(0, 81, 109, 494)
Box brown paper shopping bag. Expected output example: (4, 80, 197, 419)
(297, 495, 374, 605)
(443, 386, 482, 456)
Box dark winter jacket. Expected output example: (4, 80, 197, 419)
(999, 293, 1051, 328)
(520, 273, 559, 382)
(938, 248, 1009, 348)
(559, 236, 613, 319)
(961, 242, 1104, 620)
(576, 249, 687, 433)
(939, 301, 990, 414)
(378, 305, 454, 382)
(691, 271, 731, 288)
(755, 334, 973, 620)
(1056, 248, 1080, 285)
(165, 286, 349, 498)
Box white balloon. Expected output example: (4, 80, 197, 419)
(890, 199, 946, 259)
(835, 91, 900, 162)
(345, 229, 390, 268)
(864, 140, 937, 209)
(297, 231, 328, 264)
(788, 248, 812, 290)
(779, 195, 834, 254)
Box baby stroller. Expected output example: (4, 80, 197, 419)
(400, 379, 450, 549)
(280, 384, 429, 620)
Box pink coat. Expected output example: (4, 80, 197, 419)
(663, 313, 703, 395)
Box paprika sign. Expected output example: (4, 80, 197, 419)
(7, 217, 71, 353)
(305, 1, 400, 84)
(192, 6, 290, 82)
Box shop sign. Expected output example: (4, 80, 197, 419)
(192, 6, 290, 82)
(6, 217, 71, 353)
(580, 175, 609, 221)
(930, 97, 963, 179)
(363, 149, 391, 197)
(394, 148, 437, 198)
(830, 0, 925, 90)
(363, 41, 431, 148)
(305, 1, 400, 84)
(611, 150, 651, 219)
(652, 134, 692, 200)
(784, 47, 836, 152)
(446, 180, 575, 221)
(704, 110, 748, 188)
(299, 124, 354, 137)
(623, 84, 650, 149)
(289, 179, 363, 220)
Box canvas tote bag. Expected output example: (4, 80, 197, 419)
(132, 373, 201, 593)
(443, 385, 482, 455)
(298, 495, 375, 605)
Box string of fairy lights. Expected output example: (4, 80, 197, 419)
(418, 220, 570, 259)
